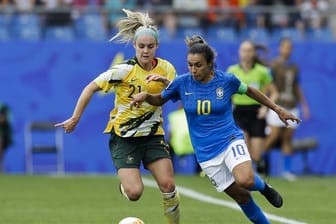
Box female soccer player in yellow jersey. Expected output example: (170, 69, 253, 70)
(55, 9, 180, 224)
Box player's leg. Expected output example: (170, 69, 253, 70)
(281, 127, 297, 181)
(108, 131, 144, 201)
(249, 136, 266, 174)
(225, 183, 270, 224)
(229, 141, 283, 208)
(200, 142, 269, 224)
(143, 136, 179, 224)
(248, 115, 267, 173)
(234, 162, 283, 208)
(147, 158, 180, 224)
(249, 137, 264, 162)
(264, 125, 281, 151)
(118, 168, 144, 201)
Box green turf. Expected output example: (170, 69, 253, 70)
(0, 174, 335, 224)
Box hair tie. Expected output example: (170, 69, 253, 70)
(135, 26, 159, 41)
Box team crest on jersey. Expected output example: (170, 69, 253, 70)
(216, 87, 224, 99)
(126, 155, 135, 164)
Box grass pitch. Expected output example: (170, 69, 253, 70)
(0, 174, 335, 224)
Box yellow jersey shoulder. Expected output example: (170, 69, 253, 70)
(94, 59, 136, 92)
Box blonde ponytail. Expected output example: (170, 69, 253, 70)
(109, 9, 159, 43)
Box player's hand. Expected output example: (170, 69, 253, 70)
(54, 117, 79, 133)
(130, 92, 147, 110)
(145, 74, 170, 86)
(276, 107, 302, 126)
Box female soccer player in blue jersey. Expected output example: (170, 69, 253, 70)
(131, 35, 301, 224)
(55, 9, 180, 224)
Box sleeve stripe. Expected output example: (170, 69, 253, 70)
(237, 82, 248, 94)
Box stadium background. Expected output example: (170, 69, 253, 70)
(1, 2, 336, 176)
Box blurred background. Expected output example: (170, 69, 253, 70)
(0, 0, 335, 176)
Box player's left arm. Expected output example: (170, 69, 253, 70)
(245, 85, 301, 126)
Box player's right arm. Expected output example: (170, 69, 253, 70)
(55, 81, 101, 133)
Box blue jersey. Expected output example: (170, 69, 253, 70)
(162, 70, 245, 163)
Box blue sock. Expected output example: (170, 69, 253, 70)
(250, 174, 266, 191)
(239, 198, 270, 224)
(283, 154, 292, 173)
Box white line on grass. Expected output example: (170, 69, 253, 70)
(142, 178, 308, 224)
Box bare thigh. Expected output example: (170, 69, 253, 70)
(118, 168, 143, 200)
(232, 160, 254, 189)
(147, 158, 176, 193)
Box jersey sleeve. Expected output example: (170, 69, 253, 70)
(261, 67, 273, 86)
(237, 82, 248, 94)
(165, 60, 178, 82)
(226, 72, 246, 94)
(226, 65, 235, 74)
(162, 75, 182, 102)
(94, 64, 133, 92)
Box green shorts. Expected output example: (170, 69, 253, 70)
(109, 131, 171, 170)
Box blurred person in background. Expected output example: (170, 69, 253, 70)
(55, 9, 180, 224)
(172, 0, 207, 28)
(104, 0, 135, 30)
(0, 0, 12, 8)
(157, 11, 178, 41)
(227, 40, 278, 175)
(243, 0, 267, 29)
(0, 0, 14, 14)
(41, 0, 73, 27)
(300, 0, 329, 29)
(137, 0, 172, 9)
(71, 0, 105, 11)
(136, 1, 173, 28)
(270, 0, 291, 29)
(0, 103, 13, 173)
(265, 37, 310, 181)
(167, 104, 201, 175)
(207, 0, 242, 29)
(13, 0, 36, 12)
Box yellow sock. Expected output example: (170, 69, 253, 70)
(162, 189, 180, 224)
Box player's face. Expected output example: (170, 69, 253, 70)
(187, 53, 213, 83)
(239, 41, 255, 63)
(279, 40, 292, 59)
(134, 35, 158, 70)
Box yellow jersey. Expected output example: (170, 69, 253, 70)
(94, 57, 176, 137)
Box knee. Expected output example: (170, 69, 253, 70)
(122, 185, 143, 201)
(158, 178, 176, 193)
(235, 175, 255, 190)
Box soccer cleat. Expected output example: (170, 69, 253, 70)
(260, 183, 283, 208)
